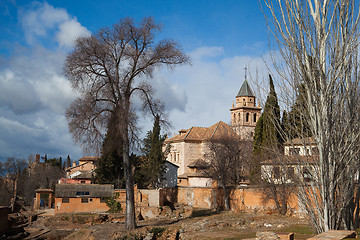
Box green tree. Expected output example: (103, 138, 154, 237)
(252, 75, 281, 182)
(95, 114, 125, 189)
(284, 84, 312, 139)
(66, 155, 71, 168)
(136, 115, 166, 189)
(253, 74, 282, 156)
(65, 17, 189, 229)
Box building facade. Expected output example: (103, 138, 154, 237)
(164, 79, 261, 185)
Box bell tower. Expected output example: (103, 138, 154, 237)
(230, 78, 262, 140)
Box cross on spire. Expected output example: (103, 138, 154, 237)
(244, 66, 248, 80)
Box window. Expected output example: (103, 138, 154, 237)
(62, 198, 69, 203)
(76, 191, 89, 196)
(287, 167, 295, 179)
(289, 148, 300, 155)
(81, 198, 88, 203)
(246, 113, 249, 122)
(253, 113, 257, 122)
(303, 168, 311, 182)
(273, 166, 280, 179)
(89, 198, 93, 202)
(81, 180, 85, 184)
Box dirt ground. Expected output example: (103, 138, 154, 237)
(21, 208, 315, 240)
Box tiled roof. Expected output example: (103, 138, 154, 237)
(236, 79, 255, 97)
(79, 156, 100, 161)
(188, 159, 209, 168)
(165, 121, 238, 143)
(178, 172, 210, 178)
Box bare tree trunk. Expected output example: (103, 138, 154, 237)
(123, 147, 136, 230)
(122, 100, 136, 230)
(222, 185, 230, 211)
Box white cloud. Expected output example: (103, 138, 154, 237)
(155, 48, 272, 136)
(0, 69, 42, 113)
(0, 116, 41, 136)
(190, 46, 225, 60)
(19, 2, 90, 47)
(56, 19, 91, 47)
(20, 2, 69, 44)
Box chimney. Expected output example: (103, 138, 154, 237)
(35, 154, 40, 163)
(72, 161, 77, 167)
(178, 129, 187, 136)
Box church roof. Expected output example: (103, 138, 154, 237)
(165, 121, 238, 143)
(236, 79, 255, 97)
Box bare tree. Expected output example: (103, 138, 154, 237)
(205, 135, 251, 211)
(64, 17, 189, 229)
(264, 0, 360, 232)
(261, 155, 297, 215)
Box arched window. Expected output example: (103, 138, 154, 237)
(246, 113, 249, 122)
(253, 113, 257, 122)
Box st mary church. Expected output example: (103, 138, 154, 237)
(164, 78, 262, 186)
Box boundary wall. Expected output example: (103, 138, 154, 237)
(161, 186, 300, 213)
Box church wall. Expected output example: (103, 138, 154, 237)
(183, 142, 203, 173)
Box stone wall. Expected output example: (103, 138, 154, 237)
(175, 186, 300, 213)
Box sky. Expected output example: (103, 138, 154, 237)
(0, 0, 273, 162)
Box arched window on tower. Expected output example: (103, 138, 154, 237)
(254, 113, 257, 122)
(246, 113, 249, 122)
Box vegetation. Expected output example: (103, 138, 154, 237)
(106, 192, 122, 213)
(265, 0, 360, 232)
(64, 17, 189, 229)
(205, 135, 252, 210)
(135, 115, 166, 189)
(252, 74, 282, 183)
(95, 114, 125, 189)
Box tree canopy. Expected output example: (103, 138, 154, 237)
(64, 17, 189, 229)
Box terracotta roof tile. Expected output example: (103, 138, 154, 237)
(165, 121, 237, 143)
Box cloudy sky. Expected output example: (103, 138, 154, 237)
(0, 0, 273, 162)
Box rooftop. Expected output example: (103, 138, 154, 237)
(165, 121, 238, 143)
(236, 79, 255, 97)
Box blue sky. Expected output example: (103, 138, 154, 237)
(0, 0, 272, 162)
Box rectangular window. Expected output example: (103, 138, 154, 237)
(81, 198, 88, 203)
(273, 166, 280, 179)
(81, 180, 85, 184)
(62, 198, 69, 203)
(76, 191, 89, 196)
(289, 148, 300, 155)
(287, 167, 295, 179)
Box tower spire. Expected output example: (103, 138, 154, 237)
(244, 66, 248, 80)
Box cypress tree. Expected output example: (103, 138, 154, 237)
(66, 155, 71, 168)
(252, 74, 282, 181)
(253, 74, 282, 155)
(135, 115, 166, 189)
(95, 113, 125, 188)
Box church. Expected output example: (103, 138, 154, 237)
(164, 78, 262, 186)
